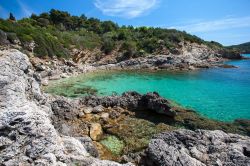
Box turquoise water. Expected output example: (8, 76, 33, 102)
(46, 54, 250, 122)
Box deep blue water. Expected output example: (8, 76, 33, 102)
(46, 54, 250, 122)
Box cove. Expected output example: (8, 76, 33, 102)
(45, 54, 250, 122)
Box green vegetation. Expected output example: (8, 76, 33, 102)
(106, 118, 174, 154)
(0, 9, 224, 60)
(9, 13, 16, 21)
(228, 42, 250, 54)
(100, 136, 125, 155)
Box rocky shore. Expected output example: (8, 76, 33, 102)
(0, 49, 132, 165)
(0, 49, 249, 166)
(32, 53, 238, 87)
(144, 130, 250, 165)
(19, 41, 242, 87)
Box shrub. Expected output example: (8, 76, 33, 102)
(37, 18, 50, 27)
(121, 40, 138, 59)
(19, 34, 33, 42)
(0, 9, 225, 59)
(101, 33, 116, 54)
(102, 38, 115, 54)
(6, 32, 18, 43)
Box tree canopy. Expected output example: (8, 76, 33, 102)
(0, 9, 223, 59)
(9, 13, 16, 21)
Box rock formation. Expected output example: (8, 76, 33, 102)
(81, 91, 176, 117)
(144, 129, 250, 166)
(0, 49, 132, 165)
(28, 41, 241, 85)
(0, 49, 249, 166)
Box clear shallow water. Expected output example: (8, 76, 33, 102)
(46, 54, 250, 122)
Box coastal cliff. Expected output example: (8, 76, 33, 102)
(0, 49, 249, 165)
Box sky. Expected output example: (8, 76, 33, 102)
(0, 0, 250, 46)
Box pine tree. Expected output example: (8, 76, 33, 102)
(9, 13, 16, 21)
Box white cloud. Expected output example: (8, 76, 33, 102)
(94, 0, 159, 18)
(170, 16, 250, 33)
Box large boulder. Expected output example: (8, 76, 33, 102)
(7, 32, 21, 45)
(51, 99, 80, 120)
(138, 92, 175, 117)
(89, 123, 103, 141)
(144, 129, 250, 166)
(82, 91, 176, 117)
(0, 30, 10, 45)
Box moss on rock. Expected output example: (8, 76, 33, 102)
(106, 118, 175, 154)
(100, 136, 125, 155)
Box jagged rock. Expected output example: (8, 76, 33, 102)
(101, 113, 109, 120)
(78, 112, 85, 118)
(90, 123, 103, 141)
(77, 136, 99, 158)
(139, 92, 175, 117)
(93, 105, 105, 113)
(6, 32, 21, 45)
(23, 41, 35, 52)
(41, 79, 49, 86)
(34, 64, 46, 71)
(0, 29, 10, 45)
(60, 73, 69, 78)
(49, 75, 61, 80)
(2, 48, 247, 166)
(82, 106, 93, 114)
(82, 91, 176, 117)
(144, 129, 250, 166)
(122, 151, 146, 165)
(0, 49, 132, 165)
(33, 72, 42, 83)
(51, 99, 79, 120)
(64, 59, 77, 67)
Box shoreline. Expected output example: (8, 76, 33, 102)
(1, 49, 249, 165)
(36, 53, 239, 86)
(43, 59, 246, 124)
(27, 50, 250, 138)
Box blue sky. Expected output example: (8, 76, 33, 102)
(0, 0, 250, 46)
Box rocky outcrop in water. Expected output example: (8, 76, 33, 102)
(220, 49, 243, 59)
(0, 49, 132, 165)
(81, 91, 176, 117)
(143, 129, 250, 166)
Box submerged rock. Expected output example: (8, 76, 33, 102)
(144, 129, 250, 166)
(100, 136, 125, 155)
